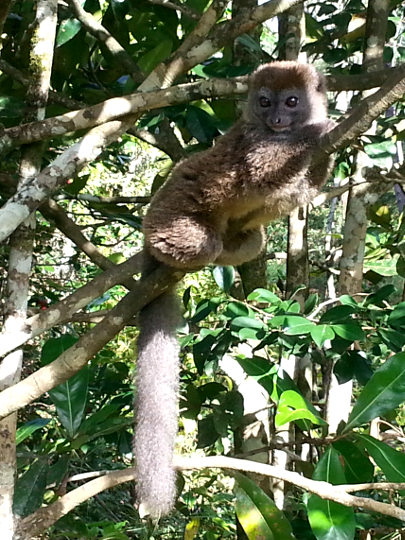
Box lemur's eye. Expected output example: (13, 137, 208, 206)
(259, 96, 271, 107)
(285, 96, 299, 107)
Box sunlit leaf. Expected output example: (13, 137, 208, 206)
(234, 472, 296, 540)
(311, 324, 335, 348)
(307, 448, 355, 540)
(345, 352, 405, 432)
(357, 434, 405, 485)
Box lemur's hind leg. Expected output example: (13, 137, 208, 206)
(216, 227, 265, 266)
(145, 215, 223, 269)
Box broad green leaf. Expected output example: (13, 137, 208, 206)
(213, 266, 235, 291)
(339, 295, 359, 308)
(49, 368, 89, 438)
(191, 297, 222, 323)
(13, 460, 49, 517)
(378, 328, 405, 352)
(238, 327, 266, 340)
(79, 402, 123, 435)
(357, 434, 405, 484)
(307, 448, 355, 540)
(332, 440, 374, 484)
(304, 293, 319, 314)
(276, 390, 326, 428)
(16, 418, 51, 445)
(236, 356, 275, 395)
(344, 352, 405, 432)
(319, 306, 356, 323)
(231, 316, 267, 331)
(363, 284, 395, 306)
(47, 456, 69, 488)
(185, 105, 217, 143)
(56, 18, 82, 47)
(363, 257, 399, 277)
(197, 416, 219, 448)
(193, 333, 218, 374)
(283, 316, 316, 335)
(224, 301, 251, 318)
(233, 472, 296, 540)
(364, 140, 396, 169)
(41, 336, 89, 437)
(247, 288, 281, 304)
(311, 325, 335, 348)
(331, 324, 364, 342)
(137, 40, 173, 74)
(388, 302, 405, 327)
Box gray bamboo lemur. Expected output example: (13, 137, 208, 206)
(134, 61, 335, 518)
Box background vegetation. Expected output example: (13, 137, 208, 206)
(2, 0, 405, 539)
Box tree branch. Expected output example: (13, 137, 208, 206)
(66, 0, 143, 83)
(0, 252, 143, 358)
(16, 456, 405, 538)
(0, 264, 184, 419)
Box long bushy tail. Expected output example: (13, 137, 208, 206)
(134, 253, 181, 518)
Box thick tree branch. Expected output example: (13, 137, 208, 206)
(0, 116, 138, 243)
(0, 264, 184, 419)
(0, 252, 143, 358)
(0, 77, 248, 155)
(16, 456, 405, 538)
(318, 62, 405, 157)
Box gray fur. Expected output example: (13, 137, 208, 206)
(134, 287, 181, 518)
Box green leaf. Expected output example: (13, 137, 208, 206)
(16, 419, 51, 445)
(311, 325, 335, 348)
(378, 328, 405, 352)
(224, 302, 251, 319)
(233, 472, 296, 540)
(276, 390, 326, 428)
(49, 368, 89, 438)
(56, 18, 82, 47)
(13, 460, 49, 517)
(137, 39, 173, 74)
(363, 257, 399, 277)
(363, 284, 396, 306)
(388, 302, 405, 327)
(191, 297, 222, 323)
(247, 288, 281, 304)
(197, 416, 220, 448)
(339, 295, 359, 308)
(283, 316, 316, 335)
(364, 140, 396, 169)
(231, 316, 267, 331)
(307, 448, 355, 540)
(41, 336, 89, 437)
(304, 293, 319, 314)
(236, 356, 275, 395)
(319, 306, 356, 324)
(357, 434, 405, 484)
(79, 402, 123, 435)
(344, 352, 405, 432)
(213, 266, 235, 291)
(47, 456, 69, 488)
(185, 105, 217, 143)
(331, 324, 364, 342)
(332, 440, 374, 484)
